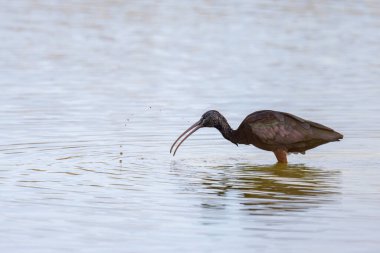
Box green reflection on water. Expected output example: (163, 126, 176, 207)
(200, 163, 340, 215)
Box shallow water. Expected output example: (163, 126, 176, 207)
(1, 0, 380, 252)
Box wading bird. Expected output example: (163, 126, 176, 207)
(170, 110, 343, 163)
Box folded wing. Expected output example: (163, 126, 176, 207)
(237, 110, 343, 152)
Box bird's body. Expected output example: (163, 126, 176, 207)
(171, 110, 343, 163)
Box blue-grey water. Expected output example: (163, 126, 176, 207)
(1, 1, 380, 252)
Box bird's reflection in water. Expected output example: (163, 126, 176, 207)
(200, 163, 340, 215)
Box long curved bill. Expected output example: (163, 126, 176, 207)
(170, 120, 202, 156)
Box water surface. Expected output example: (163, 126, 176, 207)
(1, 1, 380, 252)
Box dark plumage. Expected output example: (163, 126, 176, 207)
(170, 110, 343, 163)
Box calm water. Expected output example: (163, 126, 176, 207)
(1, 1, 380, 252)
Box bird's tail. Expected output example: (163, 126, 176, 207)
(331, 131, 343, 141)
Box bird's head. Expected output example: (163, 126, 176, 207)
(170, 110, 225, 156)
(200, 110, 223, 127)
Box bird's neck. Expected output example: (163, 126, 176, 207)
(216, 119, 237, 144)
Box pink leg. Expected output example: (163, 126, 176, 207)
(274, 150, 288, 163)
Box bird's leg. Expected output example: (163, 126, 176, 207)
(274, 150, 288, 163)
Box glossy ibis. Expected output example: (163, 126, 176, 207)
(170, 110, 343, 163)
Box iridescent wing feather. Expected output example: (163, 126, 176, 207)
(236, 110, 342, 152)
